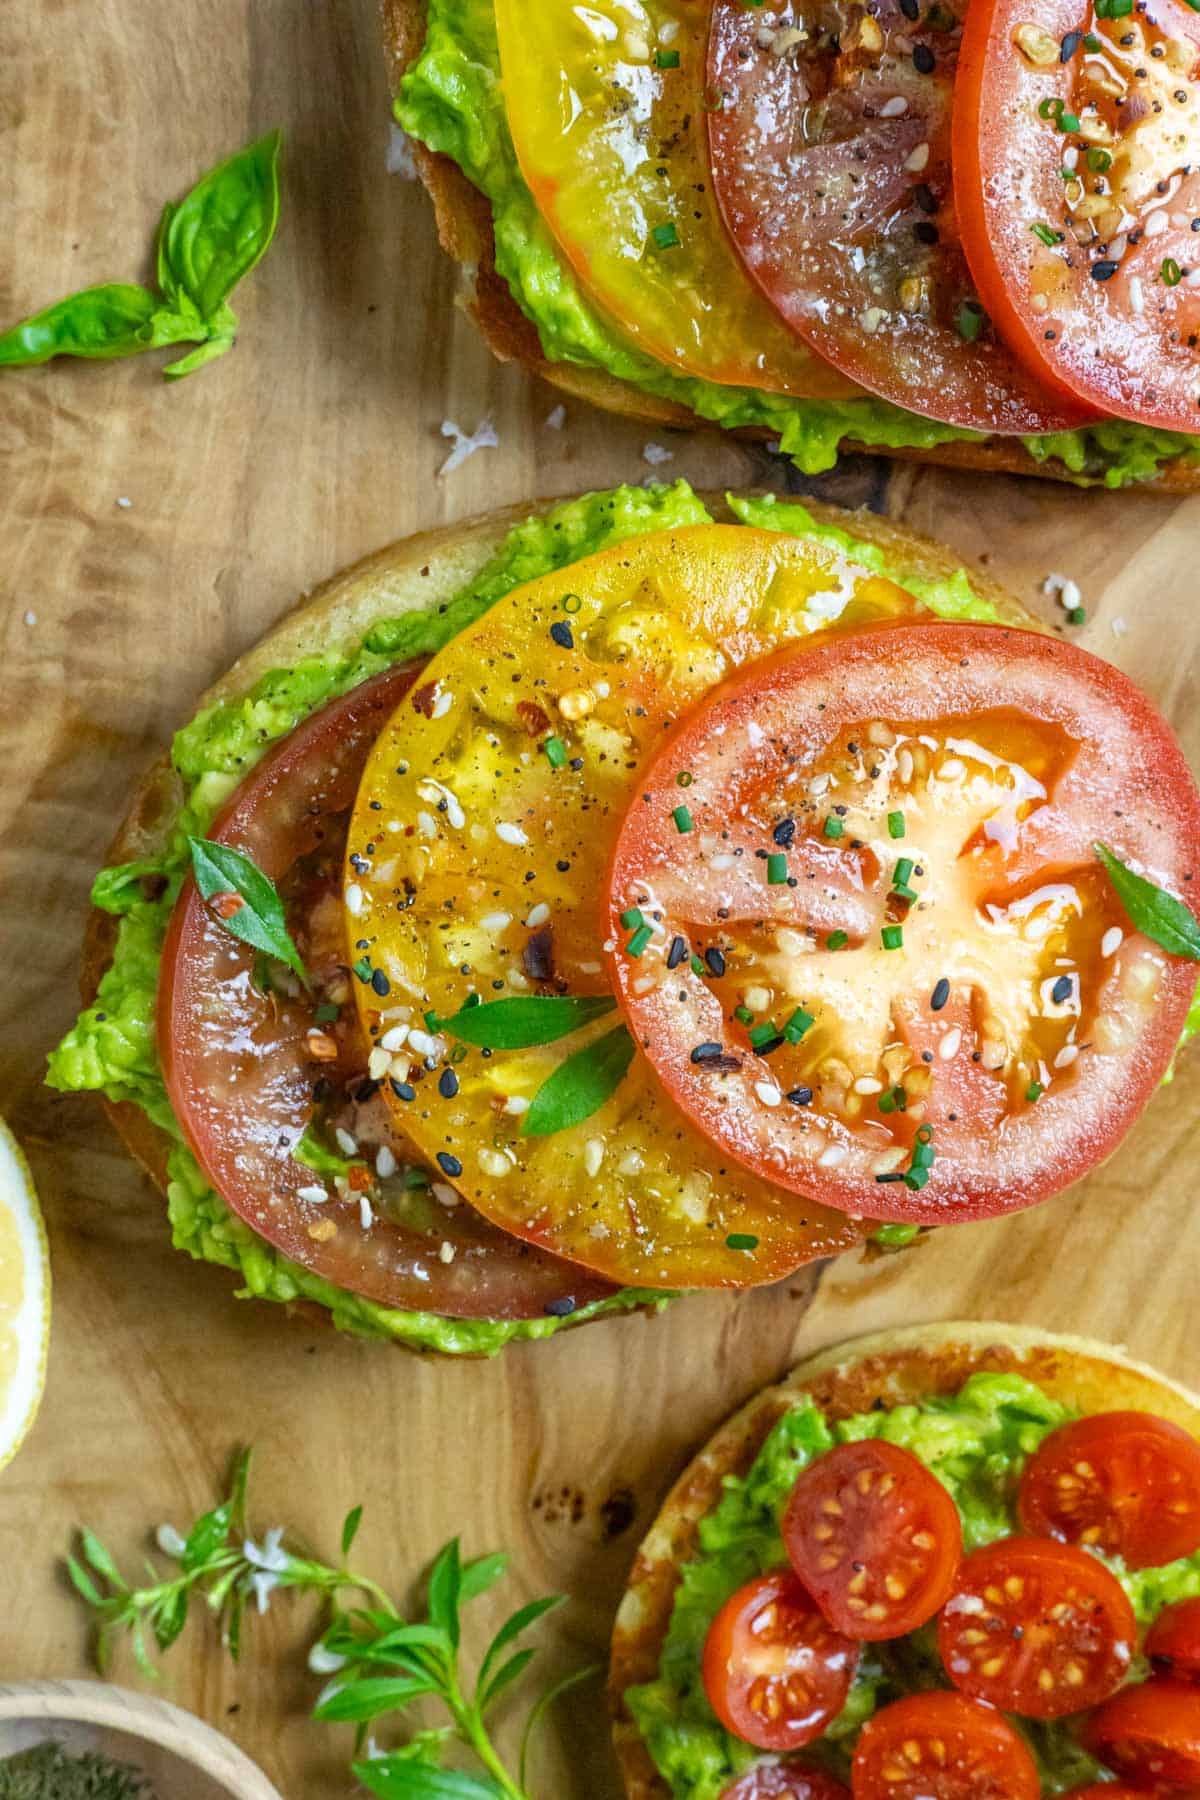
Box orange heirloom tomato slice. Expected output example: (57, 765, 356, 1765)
(1018, 1410, 1200, 1567)
(701, 1571, 860, 1753)
(955, 0, 1200, 428)
(852, 1691, 1041, 1799)
(1085, 1678, 1200, 1787)
(493, 0, 859, 398)
(343, 524, 979, 1291)
(605, 620, 1200, 1224)
(706, 0, 1091, 431)
(782, 1440, 962, 1640)
(938, 1536, 1136, 1717)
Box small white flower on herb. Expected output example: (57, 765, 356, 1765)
(156, 1523, 187, 1559)
(386, 123, 418, 179)
(308, 1641, 348, 1674)
(250, 1569, 280, 1614)
(243, 1526, 289, 1573)
(642, 442, 673, 466)
(116, 496, 132, 509)
(545, 404, 566, 430)
(439, 418, 499, 477)
(1111, 616, 1129, 637)
(23, 610, 36, 627)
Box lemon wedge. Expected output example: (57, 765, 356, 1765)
(0, 1118, 50, 1471)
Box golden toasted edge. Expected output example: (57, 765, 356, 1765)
(607, 1322, 1200, 1799)
(79, 494, 1033, 1335)
(382, 0, 1200, 492)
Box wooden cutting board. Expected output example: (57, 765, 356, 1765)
(1, 1, 1198, 1794)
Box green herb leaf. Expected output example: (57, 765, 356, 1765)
(314, 1675, 441, 1723)
(522, 1024, 635, 1137)
(152, 1586, 190, 1652)
(432, 994, 615, 1049)
(518, 1664, 598, 1794)
(477, 1595, 563, 1696)
(157, 130, 282, 321)
(478, 1646, 537, 1714)
(0, 284, 165, 366)
(353, 1760, 505, 1800)
(65, 1553, 104, 1607)
(426, 1539, 463, 1651)
(79, 1528, 128, 1592)
(187, 837, 308, 983)
(460, 1551, 509, 1603)
(342, 1505, 364, 1558)
(182, 1500, 233, 1573)
(1095, 843, 1200, 959)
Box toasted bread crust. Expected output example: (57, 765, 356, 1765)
(382, 0, 1200, 492)
(81, 497, 1033, 1337)
(608, 1322, 1200, 1798)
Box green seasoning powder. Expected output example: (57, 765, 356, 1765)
(0, 1742, 154, 1799)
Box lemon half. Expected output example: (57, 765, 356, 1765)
(0, 1118, 50, 1470)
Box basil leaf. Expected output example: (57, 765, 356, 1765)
(313, 1675, 439, 1723)
(159, 129, 282, 322)
(432, 995, 616, 1049)
(353, 1760, 504, 1800)
(341, 1504, 364, 1557)
(0, 284, 161, 365)
(186, 837, 308, 984)
(522, 1025, 635, 1138)
(1095, 843, 1200, 960)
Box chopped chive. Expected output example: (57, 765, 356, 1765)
(353, 957, 372, 982)
(1086, 146, 1112, 172)
(893, 857, 915, 888)
(691, 954, 706, 977)
(543, 735, 567, 770)
(562, 592, 582, 614)
(1031, 222, 1063, 246)
(620, 907, 644, 931)
(651, 221, 680, 249)
(1058, 109, 1081, 132)
(1067, 606, 1086, 625)
(766, 851, 789, 884)
(749, 1021, 779, 1049)
(656, 47, 681, 67)
(1037, 96, 1064, 120)
(1026, 1080, 1044, 1102)
(1084, 31, 1104, 48)
(887, 810, 906, 839)
(784, 1007, 815, 1044)
(314, 1002, 340, 1023)
(725, 1232, 758, 1250)
(734, 1004, 754, 1025)
(892, 882, 919, 903)
(1163, 257, 1183, 287)
(874, 1224, 919, 1246)
(823, 815, 845, 840)
(677, 770, 694, 787)
(911, 1141, 936, 1170)
(956, 300, 984, 342)
(878, 1086, 907, 1114)
(672, 804, 694, 834)
(826, 930, 849, 950)
(903, 1166, 932, 1191)
(626, 924, 653, 957)
(882, 925, 903, 951)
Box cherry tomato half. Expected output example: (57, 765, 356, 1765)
(851, 1690, 1041, 1798)
(782, 1440, 961, 1641)
(955, 0, 1200, 431)
(938, 1535, 1135, 1717)
(1085, 1677, 1200, 1787)
(721, 1765, 849, 1800)
(702, 1571, 860, 1752)
(1148, 1597, 1200, 1683)
(1019, 1411, 1200, 1568)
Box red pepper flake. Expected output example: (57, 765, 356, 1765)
(212, 892, 244, 920)
(411, 681, 438, 718)
(347, 1164, 374, 1192)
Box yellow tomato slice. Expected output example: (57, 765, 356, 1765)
(494, 0, 860, 400)
(341, 525, 957, 1292)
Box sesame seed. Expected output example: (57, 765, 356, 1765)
(376, 1146, 397, 1179)
(584, 1138, 605, 1177)
(298, 1184, 329, 1205)
(496, 822, 529, 846)
(526, 903, 550, 928)
(1101, 926, 1123, 957)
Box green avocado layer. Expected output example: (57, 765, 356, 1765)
(396, 0, 1200, 489)
(627, 1371, 1200, 1797)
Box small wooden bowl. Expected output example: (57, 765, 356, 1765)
(0, 1680, 284, 1798)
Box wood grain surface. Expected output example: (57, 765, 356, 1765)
(1, 1, 1198, 1795)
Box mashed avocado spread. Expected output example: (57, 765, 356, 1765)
(396, 0, 1200, 489)
(627, 1371, 1200, 1797)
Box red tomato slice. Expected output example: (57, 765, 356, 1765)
(721, 1767, 849, 1800)
(706, 0, 1092, 432)
(1148, 1598, 1200, 1682)
(1061, 1788, 1153, 1798)
(605, 621, 1200, 1225)
(159, 670, 613, 1320)
(701, 1571, 860, 1753)
(852, 1691, 1041, 1799)
(938, 1535, 1135, 1717)
(955, 0, 1200, 429)
(1018, 1412, 1200, 1568)
(782, 1440, 961, 1640)
(1085, 1678, 1200, 1787)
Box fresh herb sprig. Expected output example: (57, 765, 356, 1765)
(429, 994, 631, 1138)
(1095, 843, 1200, 960)
(187, 837, 308, 984)
(0, 131, 281, 380)
(65, 1453, 591, 1799)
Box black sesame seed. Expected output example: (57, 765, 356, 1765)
(544, 1296, 577, 1317)
(1060, 28, 1081, 58)
(913, 220, 940, 245)
(549, 621, 574, 649)
(705, 947, 727, 977)
(436, 1152, 463, 1177)
(913, 43, 935, 72)
(773, 817, 796, 846)
(353, 1078, 382, 1102)
(1091, 260, 1120, 281)
(691, 1042, 725, 1063)
(390, 1081, 416, 1101)
(1051, 974, 1073, 1004)
(931, 977, 951, 1011)
(667, 935, 689, 969)
(556, 859, 571, 872)
(371, 968, 391, 997)
(438, 1068, 460, 1098)
(786, 1086, 815, 1106)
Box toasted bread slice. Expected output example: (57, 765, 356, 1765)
(382, 0, 1200, 493)
(608, 1320, 1200, 1797)
(80, 497, 1031, 1334)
